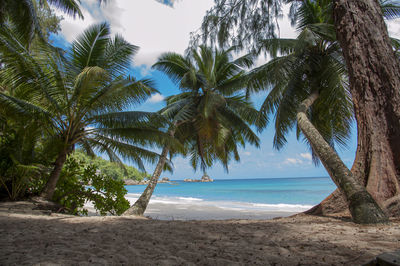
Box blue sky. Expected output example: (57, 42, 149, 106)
(51, 0, 399, 180)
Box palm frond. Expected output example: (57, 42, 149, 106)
(381, 0, 400, 20)
(47, 0, 83, 19)
(258, 38, 297, 57)
(152, 52, 194, 86)
(71, 22, 110, 70)
(103, 34, 139, 76)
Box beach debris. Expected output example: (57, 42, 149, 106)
(364, 250, 400, 266)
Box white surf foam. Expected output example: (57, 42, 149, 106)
(124, 193, 312, 213)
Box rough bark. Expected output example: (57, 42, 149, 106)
(298, 91, 388, 224)
(40, 148, 69, 200)
(311, 0, 400, 217)
(123, 145, 170, 216)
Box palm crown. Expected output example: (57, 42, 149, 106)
(153, 45, 266, 171)
(247, 0, 353, 164)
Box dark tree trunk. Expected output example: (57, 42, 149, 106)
(298, 91, 388, 224)
(123, 145, 170, 216)
(40, 148, 69, 200)
(311, 0, 400, 217)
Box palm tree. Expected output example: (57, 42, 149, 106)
(123, 45, 265, 216)
(247, 0, 388, 223)
(199, 0, 400, 224)
(0, 23, 173, 200)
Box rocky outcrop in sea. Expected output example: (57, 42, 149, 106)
(124, 177, 171, 185)
(183, 175, 213, 183)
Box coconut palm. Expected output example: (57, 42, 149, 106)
(247, 0, 388, 223)
(0, 22, 173, 200)
(123, 45, 265, 216)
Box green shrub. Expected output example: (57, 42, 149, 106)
(53, 156, 130, 216)
(71, 150, 150, 181)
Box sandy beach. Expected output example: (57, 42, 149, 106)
(1, 201, 399, 265)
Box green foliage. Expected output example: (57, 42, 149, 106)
(0, 22, 171, 172)
(244, 0, 352, 165)
(192, 0, 284, 50)
(0, 22, 176, 202)
(0, 132, 29, 200)
(198, 0, 400, 166)
(0, 123, 47, 200)
(194, 0, 400, 52)
(34, 1, 63, 41)
(0, 0, 82, 45)
(71, 150, 150, 181)
(54, 156, 130, 216)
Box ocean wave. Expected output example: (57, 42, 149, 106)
(124, 193, 312, 212)
(250, 203, 313, 212)
(125, 193, 142, 198)
(178, 197, 203, 201)
(124, 194, 204, 205)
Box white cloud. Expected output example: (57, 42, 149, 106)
(387, 19, 400, 38)
(54, 1, 94, 43)
(56, 1, 398, 71)
(147, 93, 165, 103)
(136, 64, 153, 77)
(283, 158, 302, 165)
(300, 153, 312, 160)
(281, 152, 314, 168)
(243, 151, 251, 156)
(57, 0, 214, 67)
(283, 156, 311, 165)
(56, 1, 300, 69)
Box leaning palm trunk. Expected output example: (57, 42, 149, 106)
(40, 148, 70, 200)
(123, 127, 176, 216)
(297, 91, 388, 224)
(123, 145, 170, 216)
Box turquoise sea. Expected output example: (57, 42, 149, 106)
(124, 177, 336, 212)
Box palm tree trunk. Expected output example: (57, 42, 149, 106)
(123, 145, 170, 216)
(327, 0, 400, 217)
(297, 91, 388, 224)
(305, 0, 400, 219)
(123, 127, 176, 216)
(40, 148, 69, 200)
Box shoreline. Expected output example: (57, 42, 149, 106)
(85, 193, 309, 220)
(1, 201, 399, 265)
(140, 202, 297, 220)
(86, 201, 298, 220)
(121, 177, 336, 219)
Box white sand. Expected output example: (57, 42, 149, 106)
(1, 201, 400, 265)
